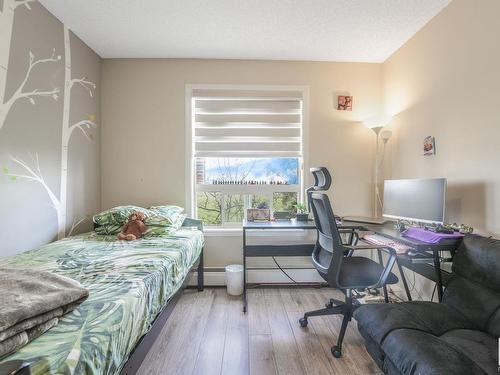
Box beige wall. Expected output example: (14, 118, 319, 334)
(0, 2, 101, 256)
(101, 0, 500, 273)
(383, 0, 500, 238)
(101, 59, 383, 267)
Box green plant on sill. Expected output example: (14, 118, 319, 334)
(294, 203, 308, 214)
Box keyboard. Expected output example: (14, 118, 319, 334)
(362, 233, 412, 254)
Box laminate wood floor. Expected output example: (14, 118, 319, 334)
(137, 287, 382, 375)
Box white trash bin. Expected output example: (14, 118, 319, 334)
(225, 264, 244, 296)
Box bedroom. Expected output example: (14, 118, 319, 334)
(1, 0, 499, 374)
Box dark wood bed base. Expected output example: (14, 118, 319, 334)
(119, 247, 204, 375)
(93, 218, 205, 375)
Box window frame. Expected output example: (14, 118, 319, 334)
(185, 84, 310, 230)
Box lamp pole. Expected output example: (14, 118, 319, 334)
(364, 116, 392, 219)
(372, 127, 383, 218)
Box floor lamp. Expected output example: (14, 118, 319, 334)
(364, 119, 392, 218)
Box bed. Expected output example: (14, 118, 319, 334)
(0, 218, 204, 375)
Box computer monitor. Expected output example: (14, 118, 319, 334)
(383, 178, 447, 224)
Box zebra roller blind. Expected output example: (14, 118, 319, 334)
(192, 88, 304, 158)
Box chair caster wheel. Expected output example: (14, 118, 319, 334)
(299, 318, 308, 327)
(325, 298, 334, 308)
(331, 346, 342, 358)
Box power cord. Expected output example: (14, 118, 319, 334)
(390, 267, 424, 301)
(272, 256, 298, 284)
(430, 283, 437, 302)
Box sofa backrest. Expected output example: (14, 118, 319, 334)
(443, 234, 500, 335)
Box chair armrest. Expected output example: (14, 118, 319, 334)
(344, 245, 398, 288)
(339, 229, 360, 250)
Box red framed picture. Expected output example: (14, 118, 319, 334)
(337, 96, 353, 111)
(424, 136, 436, 155)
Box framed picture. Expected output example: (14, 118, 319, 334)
(424, 136, 436, 155)
(246, 208, 270, 221)
(337, 95, 353, 111)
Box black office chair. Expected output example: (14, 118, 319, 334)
(307, 167, 332, 194)
(306, 167, 359, 247)
(299, 191, 399, 358)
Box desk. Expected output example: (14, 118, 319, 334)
(242, 219, 359, 313)
(242, 219, 461, 312)
(343, 220, 460, 301)
(242, 219, 317, 313)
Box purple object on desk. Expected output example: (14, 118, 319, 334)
(401, 227, 464, 244)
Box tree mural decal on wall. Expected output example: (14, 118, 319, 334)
(4, 153, 63, 235)
(3, 16, 97, 239)
(59, 25, 97, 238)
(0, 0, 60, 128)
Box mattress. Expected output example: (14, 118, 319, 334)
(0, 228, 204, 375)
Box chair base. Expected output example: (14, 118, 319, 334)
(299, 291, 353, 358)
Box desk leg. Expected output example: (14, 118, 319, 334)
(377, 250, 389, 303)
(433, 248, 444, 302)
(243, 229, 247, 313)
(396, 258, 412, 301)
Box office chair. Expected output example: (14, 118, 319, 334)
(299, 191, 399, 358)
(305, 167, 359, 247)
(305, 167, 331, 209)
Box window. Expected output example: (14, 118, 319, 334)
(187, 86, 307, 227)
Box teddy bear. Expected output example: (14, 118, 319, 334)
(117, 211, 148, 241)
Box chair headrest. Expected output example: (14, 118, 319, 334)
(310, 167, 332, 191)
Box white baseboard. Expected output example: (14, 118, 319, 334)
(188, 268, 324, 286)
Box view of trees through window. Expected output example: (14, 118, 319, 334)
(195, 158, 301, 226)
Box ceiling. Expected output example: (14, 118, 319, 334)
(39, 0, 451, 62)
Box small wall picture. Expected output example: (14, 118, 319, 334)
(337, 96, 353, 111)
(424, 136, 436, 155)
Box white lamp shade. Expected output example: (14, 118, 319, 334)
(363, 115, 392, 129)
(380, 130, 392, 142)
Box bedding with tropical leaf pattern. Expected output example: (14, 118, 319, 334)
(0, 227, 203, 375)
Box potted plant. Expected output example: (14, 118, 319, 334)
(294, 203, 309, 222)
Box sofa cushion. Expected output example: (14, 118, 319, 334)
(440, 329, 497, 375)
(357, 324, 386, 368)
(383, 356, 404, 375)
(441, 235, 500, 336)
(486, 308, 500, 337)
(443, 275, 500, 334)
(354, 302, 474, 345)
(452, 235, 500, 291)
(381, 329, 490, 375)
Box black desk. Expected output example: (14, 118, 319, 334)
(242, 219, 462, 312)
(242, 219, 317, 313)
(242, 219, 359, 313)
(343, 220, 460, 301)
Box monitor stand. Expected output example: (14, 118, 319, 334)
(342, 216, 388, 225)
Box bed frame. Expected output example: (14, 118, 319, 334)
(5, 219, 203, 375)
(103, 217, 205, 375)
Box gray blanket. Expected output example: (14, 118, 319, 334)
(0, 268, 89, 357)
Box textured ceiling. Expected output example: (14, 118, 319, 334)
(39, 0, 451, 62)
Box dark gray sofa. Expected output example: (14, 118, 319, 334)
(354, 234, 499, 375)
